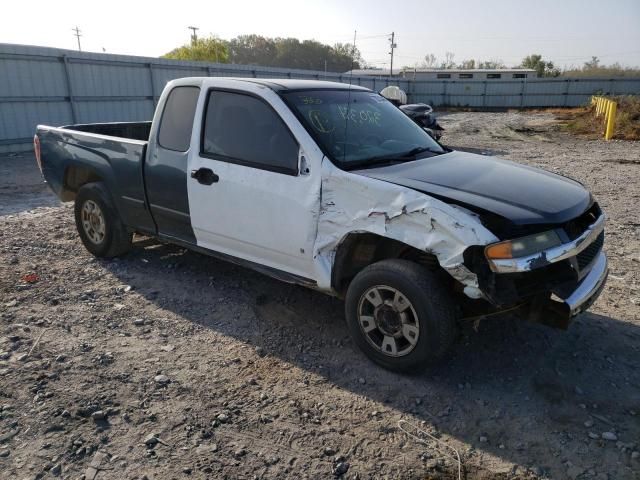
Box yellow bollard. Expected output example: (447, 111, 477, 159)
(605, 101, 617, 140)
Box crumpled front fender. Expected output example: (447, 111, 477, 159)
(313, 159, 499, 298)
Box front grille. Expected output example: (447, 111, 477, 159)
(577, 231, 604, 270)
(564, 203, 601, 240)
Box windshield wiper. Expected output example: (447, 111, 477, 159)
(352, 158, 409, 168)
(350, 146, 442, 169)
(401, 146, 442, 157)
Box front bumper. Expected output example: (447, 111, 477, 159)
(552, 251, 608, 316)
(561, 251, 608, 316)
(528, 251, 608, 329)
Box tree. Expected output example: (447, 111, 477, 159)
(163, 36, 229, 63)
(459, 59, 475, 69)
(441, 51, 455, 69)
(520, 54, 560, 77)
(423, 53, 437, 68)
(477, 59, 505, 69)
(227, 35, 276, 65)
(272, 38, 320, 70)
(583, 56, 600, 70)
(218, 35, 362, 71)
(333, 43, 364, 70)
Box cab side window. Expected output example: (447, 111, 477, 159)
(202, 91, 299, 175)
(158, 86, 200, 152)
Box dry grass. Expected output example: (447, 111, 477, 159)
(559, 96, 640, 140)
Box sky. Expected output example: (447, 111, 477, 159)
(2, 0, 639, 70)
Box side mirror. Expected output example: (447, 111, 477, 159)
(299, 150, 311, 176)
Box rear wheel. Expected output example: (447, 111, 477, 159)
(345, 259, 457, 372)
(74, 182, 132, 257)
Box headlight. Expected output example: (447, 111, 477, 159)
(485, 230, 562, 260)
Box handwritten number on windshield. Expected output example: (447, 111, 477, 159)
(300, 96, 323, 105)
(337, 105, 381, 126)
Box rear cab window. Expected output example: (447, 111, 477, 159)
(158, 86, 200, 152)
(201, 90, 299, 175)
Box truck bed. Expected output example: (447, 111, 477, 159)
(36, 121, 156, 235)
(61, 121, 152, 142)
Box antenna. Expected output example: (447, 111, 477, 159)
(388, 32, 396, 76)
(343, 30, 357, 164)
(188, 26, 199, 44)
(348, 30, 357, 85)
(72, 26, 82, 52)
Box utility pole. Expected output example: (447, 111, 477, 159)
(388, 32, 396, 76)
(72, 26, 82, 52)
(188, 26, 199, 45)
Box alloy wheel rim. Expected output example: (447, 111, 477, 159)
(81, 200, 106, 245)
(357, 285, 420, 357)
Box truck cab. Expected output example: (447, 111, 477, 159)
(35, 77, 608, 371)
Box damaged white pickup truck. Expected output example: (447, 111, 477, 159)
(35, 78, 608, 371)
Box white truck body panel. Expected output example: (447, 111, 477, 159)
(178, 77, 495, 296)
(186, 79, 324, 281)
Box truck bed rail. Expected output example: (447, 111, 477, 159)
(61, 121, 151, 142)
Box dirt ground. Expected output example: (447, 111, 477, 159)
(1, 112, 639, 480)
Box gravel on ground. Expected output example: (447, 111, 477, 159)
(0, 111, 638, 479)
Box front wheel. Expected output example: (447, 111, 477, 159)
(74, 182, 132, 258)
(345, 259, 458, 372)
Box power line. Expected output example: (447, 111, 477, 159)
(358, 34, 392, 40)
(72, 26, 82, 52)
(332, 33, 390, 40)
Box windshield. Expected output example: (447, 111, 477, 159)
(281, 89, 445, 169)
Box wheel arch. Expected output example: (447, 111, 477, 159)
(331, 232, 445, 297)
(73, 181, 132, 257)
(62, 164, 105, 201)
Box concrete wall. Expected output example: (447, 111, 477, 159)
(2, 43, 639, 153)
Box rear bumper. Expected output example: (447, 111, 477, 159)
(528, 251, 608, 329)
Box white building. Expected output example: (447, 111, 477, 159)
(346, 68, 538, 80)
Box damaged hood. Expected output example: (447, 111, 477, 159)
(354, 151, 591, 225)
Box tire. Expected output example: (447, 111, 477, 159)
(74, 182, 132, 258)
(345, 259, 457, 372)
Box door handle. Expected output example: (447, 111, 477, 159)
(190, 168, 219, 185)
